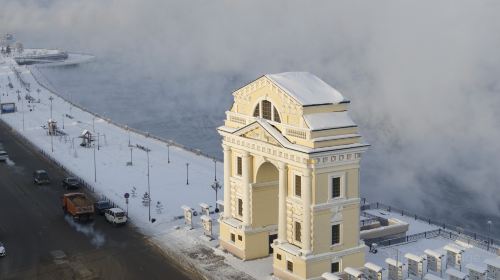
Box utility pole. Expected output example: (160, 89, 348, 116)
(186, 163, 189, 185)
(62, 114, 64, 129)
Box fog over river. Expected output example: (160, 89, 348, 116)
(2, 0, 499, 236)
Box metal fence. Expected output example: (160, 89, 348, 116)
(362, 201, 500, 253)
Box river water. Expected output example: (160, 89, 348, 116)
(34, 60, 500, 239)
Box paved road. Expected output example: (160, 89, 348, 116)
(0, 121, 191, 280)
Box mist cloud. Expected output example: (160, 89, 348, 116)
(2, 0, 500, 228)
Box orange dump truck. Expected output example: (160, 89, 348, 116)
(62, 193, 94, 221)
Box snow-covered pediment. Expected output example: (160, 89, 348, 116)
(233, 120, 289, 147)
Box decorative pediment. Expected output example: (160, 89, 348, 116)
(232, 76, 302, 115)
(233, 121, 288, 147)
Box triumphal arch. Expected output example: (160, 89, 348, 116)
(218, 72, 369, 279)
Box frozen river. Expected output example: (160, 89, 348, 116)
(33, 57, 500, 238)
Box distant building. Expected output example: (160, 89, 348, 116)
(218, 72, 369, 279)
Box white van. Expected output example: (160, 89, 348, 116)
(0, 151, 8, 162)
(104, 208, 127, 225)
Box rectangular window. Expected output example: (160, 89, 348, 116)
(295, 175, 301, 197)
(238, 235, 242, 241)
(287, 261, 294, 272)
(237, 157, 242, 176)
(332, 224, 340, 245)
(231, 233, 235, 242)
(276, 254, 282, 260)
(295, 222, 302, 242)
(238, 199, 243, 216)
(332, 177, 341, 198)
(331, 261, 340, 273)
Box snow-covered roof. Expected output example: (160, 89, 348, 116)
(444, 244, 464, 254)
(424, 249, 444, 259)
(304, 111, 356, 131)
(385, 258, 402, 267)
(266, 72, 346, 106)
(466, 263, 487, 273)
(446, 268, 467, 279)
(485, 257, 500, 268)
(404, 253, 424, 262)
(321, 272, 342, 280)
(424, 274, 444, 280)
(344, 267, 363, 278)
(364, 262, 383, 272)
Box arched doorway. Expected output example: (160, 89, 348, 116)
(253, 161, 279, 254)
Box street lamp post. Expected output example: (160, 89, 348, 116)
(487, 220, 493, 250)
(136, 144, 152, 221)
(93, 141, 97, 182)
(213, 158, 217, 181)
(167, 142, 171, 164)
(48, 96, 54, 119)
(147, 149, 150, 221)
(211, 179, 221, 212)
(21, 94, 24, 131)
(186, 163, 189, 185)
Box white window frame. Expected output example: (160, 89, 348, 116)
(331, 259, 342, 273)
(328, 171, 346, 201)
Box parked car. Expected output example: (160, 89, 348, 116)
(94, 200, 113, 215)
(0, 150, 8, 162)
(0, 242, 5, 257)
(62, 177, 80, 190)
(33, 170, 50, 185)
(104, 208, 127, 225)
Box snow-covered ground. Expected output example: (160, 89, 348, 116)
(1, 54, 497, 280)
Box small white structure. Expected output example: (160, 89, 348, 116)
(80, 129, 93, 147)
(386, 258, 403, 280)
(405, 253, 424, 279)
(344, 267, 364, 280)
(423, 274, 444, 280)
(199, 203, 210, 216)
(321, 272, 343, 280)
(466, 263, 487, 280)
(181, 205, 193, 229)
(444, 244, 464, 270)
(365, 262, 383, 280)
(485, 258, 500, 280)
(48, 119, 58, 136)
(425, 249, 444, 276)
(446, 268, 467, 280)
(200, 215, 213, 240)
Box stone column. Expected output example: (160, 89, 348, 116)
(278, 162, 287, 242)
(223, 145, 232, 219)
(303, 168, 312, 253)
(242, 151, 251, 226)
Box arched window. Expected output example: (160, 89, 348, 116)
(262, 100, 272, 120)
(253, 100, 281, 123)
(253, 103, 260, 117)
(273, 106, 281, 123)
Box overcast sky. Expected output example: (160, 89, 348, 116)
(2, 0, 500, 226)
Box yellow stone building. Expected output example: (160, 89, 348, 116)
(218, 72, 368, 279)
